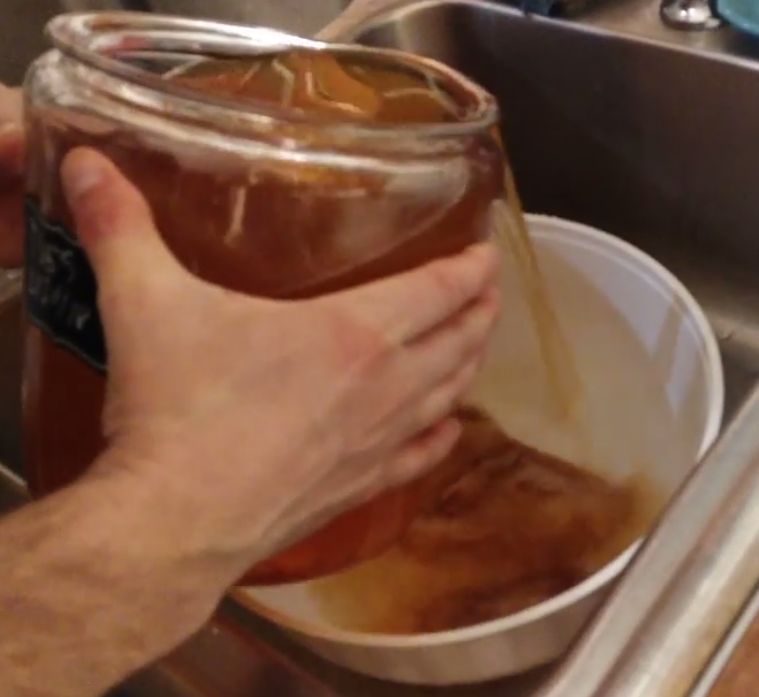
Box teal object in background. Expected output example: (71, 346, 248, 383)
(719, 0, 759, 36)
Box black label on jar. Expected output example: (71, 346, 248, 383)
(24, 195, 106, 373)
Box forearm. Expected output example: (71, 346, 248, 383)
(0, 459, 225, 697)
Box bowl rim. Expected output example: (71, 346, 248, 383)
(234, 213, 725, 649)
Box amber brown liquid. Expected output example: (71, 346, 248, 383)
(23, 50, 505, 585)
(310, 407, 661, 634)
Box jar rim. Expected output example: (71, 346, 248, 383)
(45, 12, 500, 141)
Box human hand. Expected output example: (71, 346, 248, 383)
(0, 83, 24, 267)
(61, 147, 500, 588)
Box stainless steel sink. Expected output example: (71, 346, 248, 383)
(0, 0, 353, 84)
(330, 0, 759, 427)
(327, 4, 759, 697)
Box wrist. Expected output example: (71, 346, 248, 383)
(91, 439, 284, 585)
(0, 450, 228, 697)
(76, 452, 233, 627)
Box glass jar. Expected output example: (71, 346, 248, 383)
(22, 13, 505, 585)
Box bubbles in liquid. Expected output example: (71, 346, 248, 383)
(168, 49, 464, 124)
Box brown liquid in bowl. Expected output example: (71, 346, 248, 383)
(310, 407, 660, 634)
(23, 49, 504, 585)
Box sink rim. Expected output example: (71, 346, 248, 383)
(326, 0, 759, 72)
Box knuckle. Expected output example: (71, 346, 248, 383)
(421, 392, 457, 430)
(457, 303, 493, 354)
(426, 261, 461, 312)
(429, 436, 456, 466)
(413, 439, 447, 477)
(388, 449, 422, 486)
(322, 303, 393, 374)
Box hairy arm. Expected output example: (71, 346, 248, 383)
(0, 459, 226, 697)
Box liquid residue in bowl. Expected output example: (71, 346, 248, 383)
(309, 406, 663, 634)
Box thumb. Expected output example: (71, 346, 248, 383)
(61, 147, 184, 299)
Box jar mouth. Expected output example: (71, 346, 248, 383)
(46, 12, 499, 140)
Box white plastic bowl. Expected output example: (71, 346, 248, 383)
(234, 214, 724, 686)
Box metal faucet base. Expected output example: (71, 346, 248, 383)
(660, 0, 723, 30)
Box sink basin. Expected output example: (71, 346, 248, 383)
(0, 0, 353, 84)
(332, 0, 759, 430)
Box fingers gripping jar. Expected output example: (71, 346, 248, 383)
(22, 13, 505, 585)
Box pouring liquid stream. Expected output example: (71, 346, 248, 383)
(491, 183, 592, 460)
